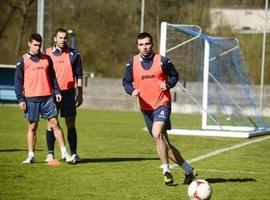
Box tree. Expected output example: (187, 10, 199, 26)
(14, 0, 35, 58)
(0, 0, 35, 62)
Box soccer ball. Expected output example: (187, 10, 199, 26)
(188, 179, 212, 200)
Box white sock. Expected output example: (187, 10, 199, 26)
(181, 161, 193, 175)
(162, 163, 171, 174)
(28, 151, 34, 158)
(60, 146, 67, 156)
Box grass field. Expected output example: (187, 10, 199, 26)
(0, 105, 270, 200)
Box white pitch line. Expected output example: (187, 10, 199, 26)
(188, 135, 270, 164)
(195, 168, 269, 175)
(166, 135, 270, 169)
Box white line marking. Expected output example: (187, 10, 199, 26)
(195, 168, 269, 175)
(162, 135, 270, 169)
(188, 135, 270, 164)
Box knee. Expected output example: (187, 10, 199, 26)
(28, 122, 38, 132)
(152, 131, 162, 142)
(49, 118, 60, 130)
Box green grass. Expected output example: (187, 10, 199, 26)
(0, 105, 270, 200)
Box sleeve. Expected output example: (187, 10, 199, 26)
(122, 59, 135, 95)
(14, 57, 25, 103)
(47, 55, 61, 94)
(70, 49, 83, 80)
(161, 56, 179, 89)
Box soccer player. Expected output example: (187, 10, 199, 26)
(45, 28, 83, 164)
(122, 32, 197, 185)
(15, 33, 72, 164)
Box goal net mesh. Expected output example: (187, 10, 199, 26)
(162, 23, 268, 131)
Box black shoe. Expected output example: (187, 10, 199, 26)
(164, 171, 174, 186)
(183, 168, 198, 185)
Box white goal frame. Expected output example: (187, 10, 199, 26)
(160, 22, 270, 138)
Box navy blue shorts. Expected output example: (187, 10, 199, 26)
(57, 89, 76, 118)
(141, 104, 172, 135)
(25, 96, 58, 122)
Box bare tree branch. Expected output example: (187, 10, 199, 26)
(15, 0, 35, 57)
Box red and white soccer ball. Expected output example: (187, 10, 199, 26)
(188, 179, 212, 200)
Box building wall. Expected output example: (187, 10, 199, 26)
(81, 78, 270, 117)
(210, 8, 270, 33)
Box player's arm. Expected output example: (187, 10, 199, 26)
(75, 78, 83, 107)
(14, 57, 26, 110)
(122, 59, 138, 96)
(71, 49, 83, 107)
(161, 56, 179, 89)
(47, 55, 61, 101)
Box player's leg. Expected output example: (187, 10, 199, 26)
(153, 105, 176, 185)
(48, 117, 65, 147)
(27, 122, 38, 153)
(22, 121, 38, 164)
(152, 121, 175, 185)
(152, 121, 169, 169)
(45, 121, 56, 162)
(41, 96, 71, 163)
(159, 103, 197, 184)
(61, 90, 80, 163)
(163, 132, 185, 164)
(48, 117, 72, 162)
(65, 116, 80, 163)
(142, 107, 175, 185)
(158, 114, 186, 165)
(163, 131, 197, 184)
(22, 101, 40, 164)
(45, 96, 60, 161)
(33, 133, 37, 152)
(65, 117, 76, 153)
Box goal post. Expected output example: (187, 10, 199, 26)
(160, 22, 270, 138)
(202, 39, 210, 130)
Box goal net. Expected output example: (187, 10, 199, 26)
(160, 22, 270, 138)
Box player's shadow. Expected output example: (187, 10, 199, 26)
(0, 148, 43, 152)
(80, 157, 159, 163)
(205, 177, 256, 184)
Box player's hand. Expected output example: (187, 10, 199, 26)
(159, 81, 168, 91)
(76, 94, 83, 107)
(55, 94, 62, 102)
(19, 101, 26, 110)
(132, 89, 140, 97)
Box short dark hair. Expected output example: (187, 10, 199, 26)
(54, 28, 67, 36)
(29, 33, 42, 43)
(136, 32, 153, 44)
